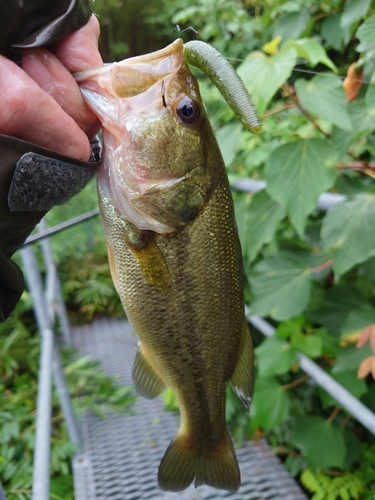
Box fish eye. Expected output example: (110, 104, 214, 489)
(176, 97, 200, 125)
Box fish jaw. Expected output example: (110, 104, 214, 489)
(78, 39, 212, 233)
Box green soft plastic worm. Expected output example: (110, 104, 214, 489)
(184, 40, 261, 133)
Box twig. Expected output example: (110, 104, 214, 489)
(336, 161, 375, 170)
(326, 405, 340, 425)
(271, 446, 301, 457)
(282, 375, 309, 391)
(262, 102, 296, 117)
(310, 259, 333, 274)
(296, 100, 331, 138)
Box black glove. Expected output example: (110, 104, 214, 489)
(0, 133, 101, 321)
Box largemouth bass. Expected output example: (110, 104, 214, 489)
(76, 39, 256, 492)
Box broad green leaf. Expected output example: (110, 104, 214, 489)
(333, 344, 373, 373)
(216, 123, 241, 166)
(321, 194, 375, 276)
(295, 76, 352, 131)
(250, 252, 311, 321)
(341, 0, 371, 28)
(255, 336, 297, 378)
(306, 285, 367, 337)
(348, 100, 375, 133)
(242, 189, 285, 262)
(355, 14, 375, 53)
(291, 330, 322, 358)
(292, 416, 346, 468)
(251, 378, 290, 430)
(237, 47, 296, 114)
(273, 8, 310, 41)
(283, 38, 337, 72)
(265, 138, 337, 235)
(365, 84, 375, 117)
(276, 316, 306, 339)
(322, 13, 350, 51)
(319, 370, 367, 408)
(342, 430, 361, 469)
(341, 305, 375, 339)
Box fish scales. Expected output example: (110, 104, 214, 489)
(77, 38, 254, 493)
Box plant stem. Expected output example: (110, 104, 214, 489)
(310, 260, 333, 273)
(262, 102, 296, 117)
(272, 446, 301, 457)
(282, 375, 309, 391)
(326, 405, 340, 425)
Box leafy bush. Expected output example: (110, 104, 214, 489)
(154, 0, 375, 497)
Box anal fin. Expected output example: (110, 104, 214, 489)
(230, 317, 254, 411)
(132, 343, 166, 399)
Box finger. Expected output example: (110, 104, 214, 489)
(52, 14, 103, 71)
(0, 55, 91, 161)
(22, 47, 100, 139)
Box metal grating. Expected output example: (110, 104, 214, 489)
(72, 318, 308, 500)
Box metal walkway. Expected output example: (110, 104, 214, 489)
(71, 318, 308, 500)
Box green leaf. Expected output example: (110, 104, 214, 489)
(251, 378, 290, 430)
(343, 429, 361, 468)
(341, 0, 371, 28)
(292, 416, 347, 468)
(322, 13, 350, 51)
(355, 14, 375, 52)
(321, 194, 375, 276)
(319, 370, 368, 408)
(242, 189, 285, 262)
(216, 123, 241, 165)
(291, 330, 322, 358)
(276, 316, 306, 339)
(365, 84, 375, 118)
(295, 76, 352, 130)
(340, 305, 375, 339)
(348, 100, 375, 133)
(237, 47, 296, 114)
(273, 8, 310, 41)
(283, 38, 337, 72)
(333, 344, 373, 373)
(265, 138, 337, 235)
(307, 285, 367, 337)
(255, 336, 297, 378)
(250, 252, 311, 320)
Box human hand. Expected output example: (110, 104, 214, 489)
(0, 15, 103, 162)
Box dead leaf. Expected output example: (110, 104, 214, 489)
(343, 62, 363, 102)
(356, 324, 375, 352)
(357, 355, 375, 380)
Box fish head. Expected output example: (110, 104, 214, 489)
(78, 39, 216, 233)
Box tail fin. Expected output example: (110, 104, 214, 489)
(158, 430, 240, 492)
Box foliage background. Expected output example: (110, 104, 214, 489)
(2, 0, 375, 499)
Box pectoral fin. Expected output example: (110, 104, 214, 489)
(132, 343, 166, 399)
(127, 230, 172, 292)
(230, 318, 254, 411)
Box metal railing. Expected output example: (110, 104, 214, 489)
(20, 222, 84, 500)
(15, 177, 375, 499)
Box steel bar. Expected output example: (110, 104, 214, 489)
(21, 246, 53, 500)
(231, 178, 347, 211)
(38, 220, 72, 346)
(21, 243, 84, 499)
(248, 314, 375, 436)
(24, 208, 100, 245)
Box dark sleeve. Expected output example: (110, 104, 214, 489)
(0, 0, 94, 61)
(0, 0, 99, 321)
(0, 135, 101, 322)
